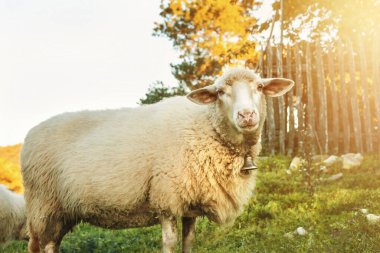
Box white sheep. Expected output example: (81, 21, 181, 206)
(0, 184, 28, 245)
(21, 67, 294, 253)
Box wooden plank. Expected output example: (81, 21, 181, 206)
(286, 44, 295, 155)
(305, 43, 316, 154)
(337, 41, 351, 153)
(358, 37, 373, 152)
(266, 46, 276, 155)
(294, 44, 304, 154)
(347, 40, 363, 153)
(372, 36, 380, 152)
(327, 44, 340, 154)
(276, 46, 286, 154)
(259, 47, 269, 153)
(315, 41, 328, 154)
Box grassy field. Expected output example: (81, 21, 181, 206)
(2, 155, 380, 253)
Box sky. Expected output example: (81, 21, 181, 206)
(0, 0, 181, 145)
(0, 0, 275, 146)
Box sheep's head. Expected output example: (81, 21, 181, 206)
(187, 68, 294, 134)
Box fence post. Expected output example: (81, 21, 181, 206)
(357, 38, 374, 153)
(259, 47, 268, 153)
(315, 41, 328, 154)
(266, 46, 276, 155)
(286, 45, 295, 155)
(305, 43, 316, 153)
(347, 40, 364, 153)
(294, 44, 304, 155)
(327, 44, 340, 154)
(372, 36, 380, 152)
(276, 46, 286, 154)
(337, 41, 351, 153)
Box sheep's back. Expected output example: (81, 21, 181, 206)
(21, 97, 204, 217)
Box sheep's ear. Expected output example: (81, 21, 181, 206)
(261, 78, 294, 97)
(187, 85, 217, 105)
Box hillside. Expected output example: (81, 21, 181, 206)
(0, 144, 23, 192)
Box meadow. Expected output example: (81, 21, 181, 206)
(2, 155, 380, 252)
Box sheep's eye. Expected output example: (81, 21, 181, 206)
(217, 89, 225, 96)
(257, 83, 264, 92)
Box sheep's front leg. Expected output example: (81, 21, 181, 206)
(160, 216, 178, 253)
(182, 217, 196, 253)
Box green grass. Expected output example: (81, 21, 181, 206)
(2, 155, 380, 253)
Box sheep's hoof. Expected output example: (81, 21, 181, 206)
(44, 242, 57, 253)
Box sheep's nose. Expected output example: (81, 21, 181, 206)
(238, 110, 255, 121)
(237, 110, 258, 127)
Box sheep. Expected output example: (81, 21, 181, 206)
(0, 184, 28, 245)
(21, 67, 294, 253)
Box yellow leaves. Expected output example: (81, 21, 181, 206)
(169, 0, 187, 16)
(156, 0, 259, 88)
(193, 0, 244, 31)
(212, 43, 225, 56)
(0, 144, 23, 193)
(164, 0, 256, 50)
(192, 0, 254, 39)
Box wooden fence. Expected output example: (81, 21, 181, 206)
(258, 39, 380, 155)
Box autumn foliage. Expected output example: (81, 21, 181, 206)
(154, 0, 260, 89)
(0, 144, 23, 193)
(153, 0, 380, 92)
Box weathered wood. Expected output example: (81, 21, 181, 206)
(358, 38, 373, 152)
(266, 46, 276, 155)
(294, 44, 304, 154)
(347, 40, 364, 153)
(315, 41, 328, 154)
(372, 36, 380, 152)
(276, 46, 286, 154)
(259, 39, 379, 155)
(286, 44, 295, 155)
(327, 44, 340, 154)
(259, 47, 268, 152)
(337, 41, 351, 153)
(305, 43, 316, 153)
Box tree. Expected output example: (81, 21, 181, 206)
(154, 0, 380, 92)
(0, 144, 23, 192)
(265, 0, 380, 43)
(154, 0, 261, 90)
(139, 81, 187, 105)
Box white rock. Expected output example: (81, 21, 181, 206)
(294, 227, 307, 236)
(325, 172, 343, 182)
(289, 157, 304, 171)
(341, 153, 363, 169)
(366, 214, 380, 224)
(323, 155, 341, 166)
(360, 209, 369, 214)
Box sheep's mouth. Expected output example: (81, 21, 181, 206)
(237, 122, 259, 131)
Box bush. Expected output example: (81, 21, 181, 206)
(0, 144, 23, 192)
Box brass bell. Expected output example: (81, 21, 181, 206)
(241, 155, 258, 172)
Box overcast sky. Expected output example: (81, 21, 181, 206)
(0, 0, 180, 145)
